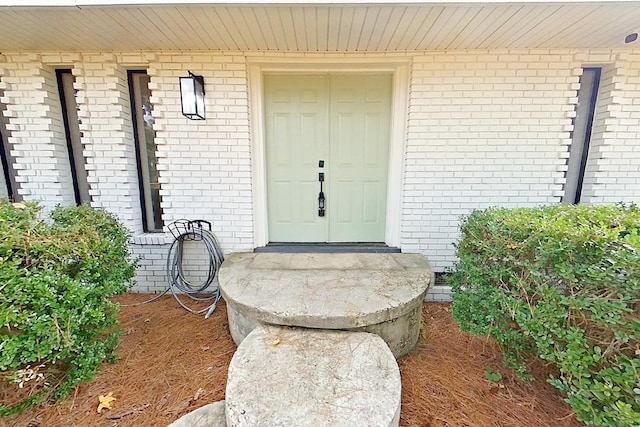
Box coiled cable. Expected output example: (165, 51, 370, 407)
(165, 221, 224, 318)
(122, 220, 224, 318)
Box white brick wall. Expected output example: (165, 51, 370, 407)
(132, 243, 172, 293)
(425, 286, 453, 302)
(125, 52, 254, 292)
(74, 53, 144, 231)
(580, 52, 640, 204)
(148, 52, 253, 255)
(1, 48, 639, 297)
(130, 235, 224, 293)
(1, 54, 76, 211)
(403, 50, 580, 272)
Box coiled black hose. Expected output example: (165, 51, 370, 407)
(131, 219, 224, 319)
(165, 222, 224, 318)
(124, 220, 224, 318)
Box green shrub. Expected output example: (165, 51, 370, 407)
(448, 204, 640, 426)
(0, 201, 136, 415)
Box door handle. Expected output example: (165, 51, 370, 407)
(318, 171, 325, 217)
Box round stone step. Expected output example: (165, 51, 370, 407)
(219, 252, 432, 358)
(225, 325, 401, 427)
(168, 401, 226, 427)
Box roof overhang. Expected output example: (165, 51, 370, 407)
(0, 1, 638, 52)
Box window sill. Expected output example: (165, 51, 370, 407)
(131, 233, 172, 246)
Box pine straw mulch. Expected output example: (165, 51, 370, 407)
(4, 293, 583, 427)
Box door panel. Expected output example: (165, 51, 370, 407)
(265, 74, 391, 243)
(265, 75, 328, 242)
(362, 181, 380, 223)
(328, 74, 391, 242)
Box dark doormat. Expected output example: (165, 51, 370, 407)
(254, 242, 401, 253)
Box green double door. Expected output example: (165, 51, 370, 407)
(265, 74, 391, 243)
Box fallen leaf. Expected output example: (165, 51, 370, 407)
(271, 338, 281, 346)
(193, 388, 205, 401)
(201, 345, 210, 351)
(12, 202, 26, 209)
(635, 348, 640, 356)
(97, 392, 116, 413)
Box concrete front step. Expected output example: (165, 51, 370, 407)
(169, 401, 226, 427)
(225, 325, 401, 427)
(218, 252, 432, 358)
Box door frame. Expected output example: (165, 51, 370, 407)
(248, 56, 410, 248)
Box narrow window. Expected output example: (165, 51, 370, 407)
(56, 69, 90, 204)
(128, 71, 162, 232)
(0, 94, 18, 201)
(563, 68, 601, 204)
(0, 120, 12, 200)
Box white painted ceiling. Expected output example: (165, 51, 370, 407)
(0, 2, 638, 52)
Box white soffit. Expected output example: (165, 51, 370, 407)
(0, 2, 638, 52)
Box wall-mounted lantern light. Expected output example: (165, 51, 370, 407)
(180, 71, 205, 120)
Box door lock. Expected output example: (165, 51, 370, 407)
(318, 191, 325, 217)
(318, 171, 325, 217)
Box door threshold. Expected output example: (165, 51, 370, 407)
(254, 242, 401, 253)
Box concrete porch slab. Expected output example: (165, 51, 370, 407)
(219, 252, 432, 357)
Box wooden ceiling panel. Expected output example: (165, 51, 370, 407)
(406, 7, 446, 51)
(438, 6, 484, 50)
(376, 6, 408, 51)
(345, 7, 367, 51)
(517, 5, 597, 49)
(0, 3, 638, 52)
(559, 7, 640, 49)
(478, 5, 563, 48)
(446, 5, 512, 50)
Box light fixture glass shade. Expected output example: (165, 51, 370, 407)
(180, 72, 205, 120)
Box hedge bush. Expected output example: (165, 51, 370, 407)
(448, 204, 640, 426)
(0, 201, 136, 415)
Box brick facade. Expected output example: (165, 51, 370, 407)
(403, 50, 579, 269)
(1, 49, 639, 299)
(1, 53, 76, 211)
(580, 52, 640, 204)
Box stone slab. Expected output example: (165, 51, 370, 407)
(218, 252, 432, 357)
(168, 400, 226, 427)
(219, 252, 431, 328)
(225, 297, 423, 358)
(225, 326, 401, 427)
